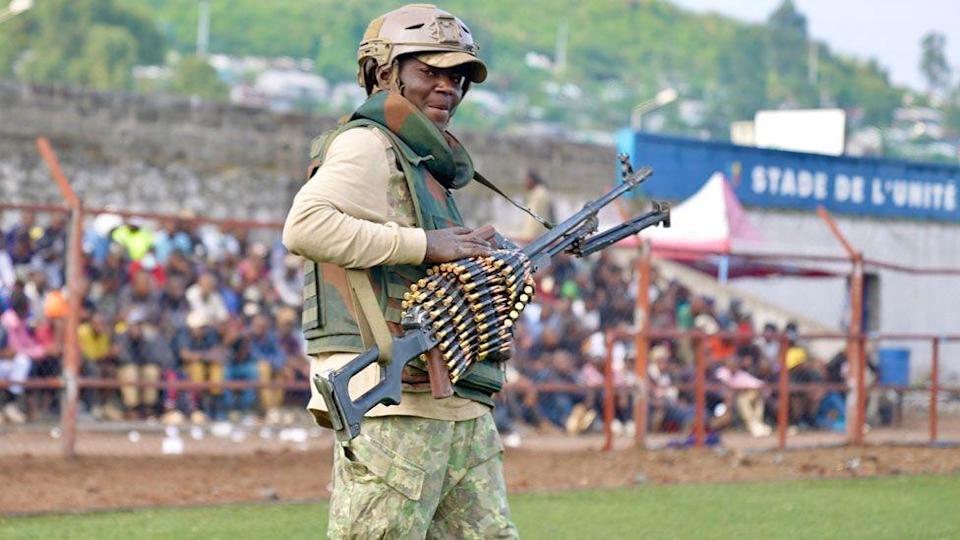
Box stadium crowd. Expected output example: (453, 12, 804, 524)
(0, 209, 874, 440)
(0, 209, 308, 425)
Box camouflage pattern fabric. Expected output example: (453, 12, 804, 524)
(351, 90, 476, 190)
(328, 413, 518, 539)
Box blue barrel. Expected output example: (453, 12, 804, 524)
(877, 348, 910, 386)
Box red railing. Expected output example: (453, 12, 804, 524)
(6, 137, 960, 457)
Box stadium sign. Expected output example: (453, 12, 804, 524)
(617, 131, 960, 223)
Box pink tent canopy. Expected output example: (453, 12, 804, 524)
(640, 172, 761, 255)
(633, 173, 837, 279)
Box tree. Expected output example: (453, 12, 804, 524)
(169, 55, 227, 100)
(765, 0, 816, 106)
(67, 25, 139, 90)
(920, 32, 951, 99)
(0, 0, 164, 90)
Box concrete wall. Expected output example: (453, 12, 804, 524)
(736, 209, 960, 382)
(0, 81, 613, 232)
(3, 82, 953, 381)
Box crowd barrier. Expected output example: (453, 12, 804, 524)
(3, 137, 959, 457)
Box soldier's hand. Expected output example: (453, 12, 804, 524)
(423, 225, 497, 263)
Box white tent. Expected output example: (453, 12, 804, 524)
(640, 172, 761, 253)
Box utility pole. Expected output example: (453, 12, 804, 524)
(554, 19, 568, 76)
(197, 0, 210, 57)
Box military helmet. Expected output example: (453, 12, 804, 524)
(357, 4, 487, 90)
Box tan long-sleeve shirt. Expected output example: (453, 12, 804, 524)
(282, 126, 488, 424)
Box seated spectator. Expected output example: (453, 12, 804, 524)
(272, 254, 303, 308)
(33, 212, 68, 289)
(164, 250, 196, 285)
(0, 235, 16, 293)
(647, 343, 693, 433)
(222, 318, 259, 420)
(784, 322, 825, 427)
(172, 310, 226, 423)
(158, 275, 191, 334)
(715, 352, 771, 437)
(0, 322, 30, 424)
(754, 322, 781, 377)
(111, 217, 154, 261)
(248, 314, 284, 417)
(185, 272, 229, 327)
(1, 291, 50, 420)
(5, 211, 40, 250)
(77, 313, 119, 420)
(128, 251, 166, 287)
(152, 216, 195, 264)
(115, 310, 173, 419)
(118, 270, 163, 325)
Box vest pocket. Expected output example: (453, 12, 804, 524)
(301, 261, 324, 334)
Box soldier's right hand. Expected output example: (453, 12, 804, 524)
(423, 225, 496, 263)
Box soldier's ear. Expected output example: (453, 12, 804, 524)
(375, 65, 391, 88)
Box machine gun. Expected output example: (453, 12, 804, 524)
(314, 155, 671, 442)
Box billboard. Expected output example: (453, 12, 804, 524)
(754, 108, 846, 156)
(617, 131, 960, 223)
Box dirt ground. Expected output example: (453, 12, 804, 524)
(2, 419, 960, 515)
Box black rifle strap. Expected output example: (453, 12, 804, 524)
(473, 171, 554, 230)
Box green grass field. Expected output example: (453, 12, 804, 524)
(3, 475, 959, 539)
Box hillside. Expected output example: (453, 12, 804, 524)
(0, 0, 905, 137)
(131, 0, 903, 134)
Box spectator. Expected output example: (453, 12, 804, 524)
(34, 211, 68, 289)
(784, 322, 825, 427)
(222, 318, 259, 419)
(519, 169, 554, 243)
(152, 216, 195, 263)
(0, 322, 30, 424)
(158, 275, 191, 334)
(249, 314, 285, 416)
(186, 272, 229, 326)
(715, 351, 771, 437)
(87, 267, 125, 324)
(272, 254, 303, 308)
(172, 310, 225, 423)
(5, 210, 41, 251)
(128, 251, 166, 287)
(755, 322, 781, 375)
(77, 313, 118, 420)
(118, 270, 163, 325)
(111, 217, 154, 261)
(164, 250, 196, 285)
(0, 235, 16, 293)
(275, 307, 308, 413)
(1, 292, 49, 420)
(115, 309, 173, 419)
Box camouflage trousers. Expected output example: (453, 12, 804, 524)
(328, 413, 518, 539)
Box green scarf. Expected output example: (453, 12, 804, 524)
(350, 91, 475, 190)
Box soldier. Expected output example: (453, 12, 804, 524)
(282, 4, 518, 538)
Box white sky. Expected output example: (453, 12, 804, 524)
(669, 0, 960, 91)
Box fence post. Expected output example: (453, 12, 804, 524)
(603, 331, 615, 451)
(37, 137, 83, 458)
(59, 204, 84, 457)
(777, 335, 789, 450)
(847, 255, 865, 446)
(930, 337, 940, 444)
(693, 337, 706, 448)
(633, 245, 651, 448)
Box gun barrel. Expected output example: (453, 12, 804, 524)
(522, 166, 651, 259)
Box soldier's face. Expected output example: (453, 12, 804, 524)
(396, 58, 465, 130)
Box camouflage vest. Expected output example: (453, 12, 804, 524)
(300, 120, 503, 406)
